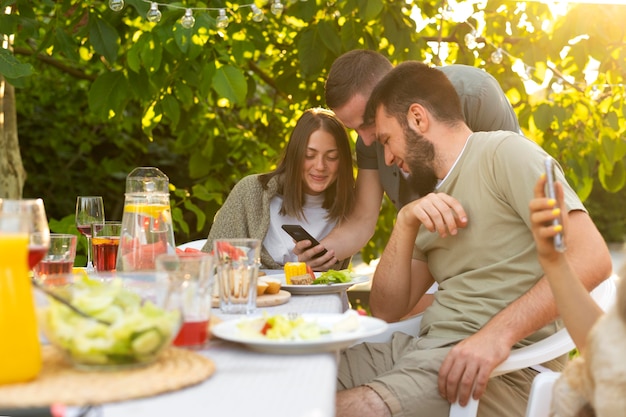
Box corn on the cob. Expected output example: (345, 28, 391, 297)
(284, 262, 307, 284)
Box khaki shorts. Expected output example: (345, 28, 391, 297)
(337, 332, 547, 417)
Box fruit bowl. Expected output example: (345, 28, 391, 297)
(35, 272, 181, 371)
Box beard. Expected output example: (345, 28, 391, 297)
(404, 125, 438, 197)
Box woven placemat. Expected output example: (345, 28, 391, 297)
(0, 345, 215, 407)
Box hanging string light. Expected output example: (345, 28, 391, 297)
(270, 0, 284, 16)
(464, 30, 478, 49)
(490, 48, 503, 64)
(181, 8, 195, 28)
(454, 14, 624, 97)
(250, 4, 265, 22)
(216, 9, 229, 29)
(109, 0, 124, 12)
(146, 2, 162, 23)
(109, 1, 299, 28)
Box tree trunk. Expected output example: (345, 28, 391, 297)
(0, 74, 26, 198)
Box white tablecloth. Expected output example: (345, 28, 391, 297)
(99, 293, 346, 417)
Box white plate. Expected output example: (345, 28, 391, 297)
(262, 272, 369, 295)
(212, 313, 388, 354)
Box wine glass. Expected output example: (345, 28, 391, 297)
(0, 198, 51, 270)
(75, 196, 105, 272)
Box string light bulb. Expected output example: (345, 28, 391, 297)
(271, 0, 284, 16)
(216, 9, 229, 29)
(551, 79, 564, 94)
(109, 0, 124, 12)
(181, 8, 195, 28)
(146, 2, 162, 23)
(250, 4, 264, 22)
(464, 31, 477, 49)
(491, 48, 503, 64)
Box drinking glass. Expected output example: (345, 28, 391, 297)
(34, 233, 77, 277)
(75, 196, 105, 272)
(214, 238, 261, 314)
(0, 198, 50, 270)
(92, 221, 121, 273)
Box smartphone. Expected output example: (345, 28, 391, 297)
(281, 224, 328, 259)
(544, 157, 566, 252)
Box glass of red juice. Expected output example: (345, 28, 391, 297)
(34, 234, 77, 278)
(156, 252, 214, 348)
(92, 221, 121, 273)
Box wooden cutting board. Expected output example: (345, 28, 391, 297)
(211, 289, 291, 308)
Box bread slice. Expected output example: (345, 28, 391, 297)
(260, 277, 281, 294)
(257, 281, 269, 296)
(289, 274, 314, 285)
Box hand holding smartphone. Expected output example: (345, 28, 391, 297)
(281, 224, 328, 259)
(544, 157, 566, 252)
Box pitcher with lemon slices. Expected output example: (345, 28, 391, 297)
(117, 167, 176, 272)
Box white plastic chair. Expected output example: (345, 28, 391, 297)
(176, 238, 208, 251)
(524, 371, 561, 417)
(359, 275, 617, 417)
(449, 275, 616, 417)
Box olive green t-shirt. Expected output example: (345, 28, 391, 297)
(415, 131, 584, 347)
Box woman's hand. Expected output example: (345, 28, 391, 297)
(528, 174, 568, 264)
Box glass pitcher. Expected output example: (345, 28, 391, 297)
(0, 212, 42, 384)
(116, 167, 176, 272)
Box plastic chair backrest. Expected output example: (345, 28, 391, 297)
(524, 372, 561, 417)
(176, 239, 208, 251)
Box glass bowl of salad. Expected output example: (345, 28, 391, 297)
(35, 272, 182, 371)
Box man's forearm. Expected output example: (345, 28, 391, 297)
(320, 169, 384, 261)
(320, 211, 378, 260)
(369, 211, 419, 321)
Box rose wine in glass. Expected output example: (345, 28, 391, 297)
(0, 199, 51, 271)
(75, 196, 105, 272)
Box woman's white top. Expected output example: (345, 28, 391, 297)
(264, 193, 336, 265)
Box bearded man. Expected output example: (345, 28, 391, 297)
(334, 61, 612, 417)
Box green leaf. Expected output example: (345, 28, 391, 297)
(55, 28, 80, 62)
(533, 104, 553, 131)
(356, 0, 384, 21)
(140, 33, 163, 73)
(88, 14, 119, 64)
(0, 48, 34, 78)
(160, 95, 180, 128)
(183, 199, 207, 231)
(88, 71, 129, 118)
(212, 65, 247, 104)
(171, 206, 190, 235)
(298, 27, 328, 78)
(191, 184, 221, 203)
(599, 160, 626, 193)
(317, 21, 342, 56)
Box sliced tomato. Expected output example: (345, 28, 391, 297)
(306, 264, 315, 280)
(260, 322, 272, 335)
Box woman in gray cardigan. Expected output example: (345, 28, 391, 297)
(204, 108, 355, 270)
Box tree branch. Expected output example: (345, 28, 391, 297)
(13, 46, 96, 81)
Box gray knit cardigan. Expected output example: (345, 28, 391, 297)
(203, 174, 283, 269)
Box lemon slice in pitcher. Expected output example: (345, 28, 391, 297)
(123, 204, 170, 220)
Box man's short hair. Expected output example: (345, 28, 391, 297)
(364, 61, 464, 128)
(325, 50, 393, 109)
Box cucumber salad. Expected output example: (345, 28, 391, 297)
(39, 276, 181, 367)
